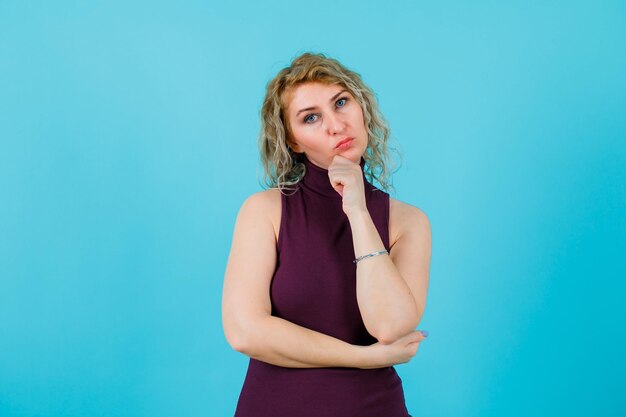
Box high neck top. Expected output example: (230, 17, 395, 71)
(235, 152, 406, 417)
(299, 153, 369, 199)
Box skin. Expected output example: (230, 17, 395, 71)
(221, 81, 431, 369)
(283, 81, 367, 167)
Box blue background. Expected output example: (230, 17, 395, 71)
(1, 1, 625, 416)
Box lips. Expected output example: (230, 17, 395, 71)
(335, 137, 354, 149)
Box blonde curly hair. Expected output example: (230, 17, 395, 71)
(258, 52, 401, 195)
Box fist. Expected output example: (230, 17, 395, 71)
(327, 155, 367, 217)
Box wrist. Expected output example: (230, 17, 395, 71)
(351, 345, 370, 369)
(352, 344, 381, 369)
(347, 208, 370, 224)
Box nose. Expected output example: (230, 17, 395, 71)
(325, 112, 346, 135)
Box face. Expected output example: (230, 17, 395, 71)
(284, 82, 368, 169)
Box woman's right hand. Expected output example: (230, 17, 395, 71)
(358, 330, 428, 369)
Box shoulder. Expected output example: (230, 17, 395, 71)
(241, 188, 281, 210)
(389, 197, 431, 249)
(239, 188, 282, 243)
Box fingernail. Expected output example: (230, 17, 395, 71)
(421, 330, 429, 337)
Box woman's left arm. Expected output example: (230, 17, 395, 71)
(348, 205, 432, 345)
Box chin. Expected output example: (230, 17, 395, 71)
(333, 145, 365, 165)
(351, 147, 366, 164)
(350, 155, 362, 164)
(335, 151, 359, 164)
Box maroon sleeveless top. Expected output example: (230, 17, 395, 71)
(234, 154, 412, 417)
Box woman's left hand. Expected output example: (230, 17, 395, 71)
(328, 155, 367, 218)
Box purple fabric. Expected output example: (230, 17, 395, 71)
(234, 154, 412, 417)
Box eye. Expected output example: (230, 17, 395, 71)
(303, 114, 318, 124)
(302, 97, 350, 124)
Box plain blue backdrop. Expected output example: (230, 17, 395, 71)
(1, 1, 624, 416)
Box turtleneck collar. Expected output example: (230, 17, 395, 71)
(299, 153, 368, 198)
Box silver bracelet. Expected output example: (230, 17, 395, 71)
(353, 249, 388, 264)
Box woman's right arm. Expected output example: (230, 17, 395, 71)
(221, 191, 423, 369)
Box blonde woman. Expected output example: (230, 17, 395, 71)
(222, 52, 432, 417)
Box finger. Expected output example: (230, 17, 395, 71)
(409, 330, 428, 344)
(395, 332, 420, 346)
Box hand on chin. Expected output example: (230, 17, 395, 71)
(328, 155, 367, 216)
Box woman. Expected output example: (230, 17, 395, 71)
(222, 52, 432, 417)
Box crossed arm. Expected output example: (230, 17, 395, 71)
(221, 191, 431, 368)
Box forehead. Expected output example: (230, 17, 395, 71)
(283, 82, 347, 112)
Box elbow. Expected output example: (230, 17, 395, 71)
(377, 328, 412, 345)
(227, 332, 249, 354)
(225, 316, 269, 355)
(374, 326, 409, 345)
(377, 335, 397, 345)
(376, 314, 423, 345)
(224, 324, 247, 352)
(223, 319, 257, 354)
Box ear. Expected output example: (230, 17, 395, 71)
(286, 134, 302, 153)
(289, 141, 302, 153)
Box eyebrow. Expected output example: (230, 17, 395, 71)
(295, 89, 349, 117)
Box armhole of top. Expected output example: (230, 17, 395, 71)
(385, 192, 391, 252)
(276, 191, 286, 253)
